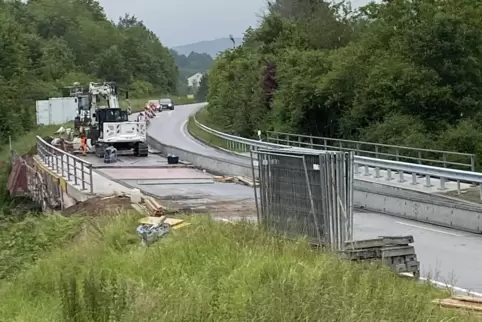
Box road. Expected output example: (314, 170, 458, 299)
(147, 104, 482, 294)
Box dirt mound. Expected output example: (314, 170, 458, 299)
(62, 195, 134, 216)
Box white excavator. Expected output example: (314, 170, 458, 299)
(71, 82, 148, 157)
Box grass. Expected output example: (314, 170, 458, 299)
(187, 108, 245, 153)
(0, 212, 476, 321)
(119, 95, 196, 112)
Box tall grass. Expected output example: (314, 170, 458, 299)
(0, 213, 476, 321)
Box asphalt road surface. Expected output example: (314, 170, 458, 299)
(147, 104, 482, 294)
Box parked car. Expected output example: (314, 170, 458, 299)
(159, 98, 174, 110)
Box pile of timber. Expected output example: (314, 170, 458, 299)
(342, 235, 420, 277)
(434, 296, 482, 314)
(214, 175, 259, 187)
(132, 196, 178, 217)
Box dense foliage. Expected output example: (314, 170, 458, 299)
(0, 0, 177, 143)
(207, 0, 482, 156)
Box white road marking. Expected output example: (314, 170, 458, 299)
(395, 221, 463, 237)
(180, 120, 190, 140)
(400, 273, 482, 298)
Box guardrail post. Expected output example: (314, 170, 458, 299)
(324, 139, 327, 150)
(55, 152, 59, 173)
(74, 159, 78, 186)
(375, 167, 381, 178)
(417, 151, 422, 165)
(375, 146, 379, 159)
(355, 143, 360, 156)
(298, 136, 302, 147)
(310, 136, 314, 149)
(89, 166, 94, 194)
(411, 173, 418, 185)
(354, 164, 360, 174)
(364, 165, 370, 176)
(62, 154, 65, 177)
(456, 180, 461, 195)
(386, 169, 393, 181)
(67, 155, 71, 181)
(471, 156, 476, 187)
(81, 163, 85, 190)
(443, 153, 447, 168)
(424, 175, 432, 187)
(439, 178, 446, 190)
(398, 171, 405, 183)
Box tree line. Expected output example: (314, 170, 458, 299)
(206, 0, 482, 161)
(0, 0, 178, 142)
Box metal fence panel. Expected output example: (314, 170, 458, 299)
(253, 148, 354, 250)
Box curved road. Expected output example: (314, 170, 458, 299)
(148, 103, 482, 294)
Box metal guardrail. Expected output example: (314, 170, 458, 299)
(192, 115, 482, 199)
(36, 136, 93, 193)
(267, 131, 476, 171)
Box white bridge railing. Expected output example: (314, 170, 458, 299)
(192, 116, 482, 199)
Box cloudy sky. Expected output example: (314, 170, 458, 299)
(97, 0, 373, 47)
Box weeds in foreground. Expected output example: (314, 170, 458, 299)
(60, 269, 128, 322)
(0, 214, 476, 321)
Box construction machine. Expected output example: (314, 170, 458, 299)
(68, 82, 148, 157)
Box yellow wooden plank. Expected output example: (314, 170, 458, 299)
(172, 222, 191, 230)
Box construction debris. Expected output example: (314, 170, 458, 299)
(433, 296, 482, 313)
(342, 235, 420, 277)
(139, 196, 179, 216)
(136, 215, 190, 246)
(137, 221, 169, 246)
(138, 215, 187, 228)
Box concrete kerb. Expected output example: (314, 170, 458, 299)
(151, 129, 482, 234)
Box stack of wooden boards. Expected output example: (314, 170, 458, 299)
(434, 296, 482, 314)
(341, 235, 420, 277)
(213, 175, 259, 187)
(133, 196, 178, 216)
(138, 215, 190, 230)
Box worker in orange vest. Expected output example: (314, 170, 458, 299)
(80, 134, 87, 156)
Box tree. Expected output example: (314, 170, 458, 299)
(206, 0, 482, 165)
(0, 0, 178, 143)
(195, 74, 209, 102)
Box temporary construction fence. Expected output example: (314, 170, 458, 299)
(251, 147, 354, 250)
(8, 151, 63, 211)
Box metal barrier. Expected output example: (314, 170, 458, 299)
(253, 148, 354, 250)
(191, 114, 482, 199)
(266, 131, 476, 171)
(36, 136, 93, 193)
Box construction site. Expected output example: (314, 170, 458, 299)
(6, 80, 482, 319)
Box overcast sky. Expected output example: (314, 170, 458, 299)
(97, 0, 374, 47)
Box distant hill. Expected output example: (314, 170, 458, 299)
(172, 37, 243, 57)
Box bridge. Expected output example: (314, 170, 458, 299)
(19, 103, 482, 294)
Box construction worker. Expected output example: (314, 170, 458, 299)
(51, 137, 64, 150)
(80, 134, 87, 156)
